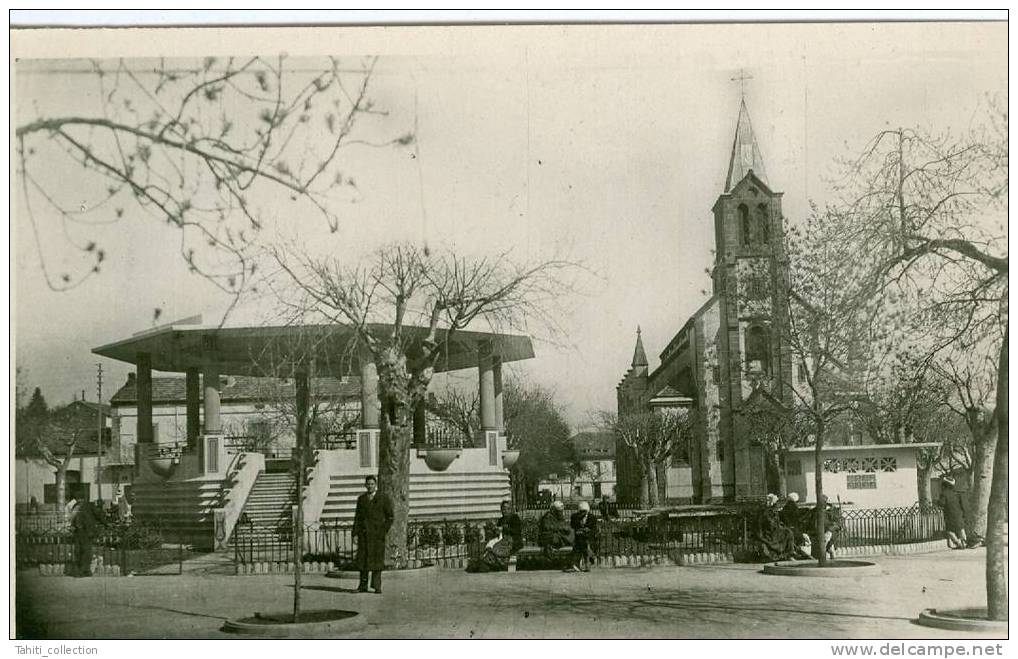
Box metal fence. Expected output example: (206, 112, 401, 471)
(15, 520, 191, 576)
(233, 519, 489, 566)
(231, 503, 945, 568)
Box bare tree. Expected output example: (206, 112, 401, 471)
(763, 207, 891, 565)
(931, 342, 999, 539)
(599, 408, 697, 508)
(17, 400, 104, 517)
(826, 100, 1008, 617)
(273, 242, 574, 565)
(15, 56, 410, 299)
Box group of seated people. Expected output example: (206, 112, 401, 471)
(467, 499, 600, 573)
(755, 492, 842, 562)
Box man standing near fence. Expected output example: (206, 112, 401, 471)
(71, 499, 98, 577)
(353, 475, 393, 594)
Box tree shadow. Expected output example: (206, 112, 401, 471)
(491, 584, 912, 634)
(299, 584, 362, 594)
(130, 604, 229, 621)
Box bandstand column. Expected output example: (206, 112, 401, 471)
(358, 356, 380, 469)
(185, 368, 200, 451)
(202, 363, 222, 434)
(136, 353, 153, 444)
(493, 356, 504, 433)
(478, 343, 496, 432)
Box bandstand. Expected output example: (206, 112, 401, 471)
(93, 316, 532, 549)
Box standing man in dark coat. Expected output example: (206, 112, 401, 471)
(937, 476, 968, 549)
(353, 475, 393, 593)
(71, 499, 99, 577)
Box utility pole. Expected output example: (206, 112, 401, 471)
(96, 363, 104, 505)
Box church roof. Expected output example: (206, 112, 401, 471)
(631, 327, 649, 368)
(724, 100, 769, 193)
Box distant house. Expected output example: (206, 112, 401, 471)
(15, 399, 112, 507)
(540, 430, 617, 501)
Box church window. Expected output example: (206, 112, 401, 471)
(738, 204, 751, 246)
(755, 204, 770, 244)
(745, 325, 771, 374)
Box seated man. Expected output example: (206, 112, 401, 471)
(538, 501, 573, 555)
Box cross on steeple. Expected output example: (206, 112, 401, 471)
(731, 68, 753, 100)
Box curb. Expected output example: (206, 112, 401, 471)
(762, 559, 882, 577)
(325, 563, 440, 579)
(221, 610, 366, 637)
(917, 608, 1008, 633)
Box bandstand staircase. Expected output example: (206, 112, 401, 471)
(231, 472, 297, 549)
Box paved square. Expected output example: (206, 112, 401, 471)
(15, 549, 1001, 639)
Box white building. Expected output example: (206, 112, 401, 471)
(784, 442, 939, 508)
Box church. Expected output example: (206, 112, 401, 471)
(615, 98, 794, 505)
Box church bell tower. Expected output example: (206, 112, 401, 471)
(710, 98, 792, 499)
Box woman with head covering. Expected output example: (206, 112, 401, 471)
(756, 493, 808, 561)
(539, 500, 573, 556)
(569, 501, 598, 572)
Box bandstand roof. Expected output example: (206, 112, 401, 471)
(92, 317, 535, 376)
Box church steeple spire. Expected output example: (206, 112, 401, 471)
(724, 99, 768, 193)
(631, 326, 648, 369)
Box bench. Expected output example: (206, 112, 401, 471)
(509, 545, 575, 573)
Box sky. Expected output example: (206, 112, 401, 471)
(12, 22, 1007, 428)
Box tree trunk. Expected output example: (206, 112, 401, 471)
(917, 465, 932, 507)
(56, 465, 68, 519)
(986, 328, 1007, 621)
(645, 459, 659, 507)
(766, 448, 786, 496)
(378, 413, 413, 569)
(967, 423, 995, 538)
(292, 369, 310, 623)
(814, 422, 827, 566)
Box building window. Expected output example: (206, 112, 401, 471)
(786, 459, 801, 476)
(745, 325, 771, 375)
(847, 473, 877, 489)
(823, 458, 841, 473)
(738, 204, 751, 246)
(861, 457, 879, 473)
(716, 440, 725, 463)
(796, 363, 808, 382)
(843, 458, 860, 473)
(880, 457, 897, 473)
(755, 204, 770, 244)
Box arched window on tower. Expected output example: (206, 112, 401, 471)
(755, 204, 770, 244)
(745, 325, 771, 375)
(738, 204, 750, 246)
